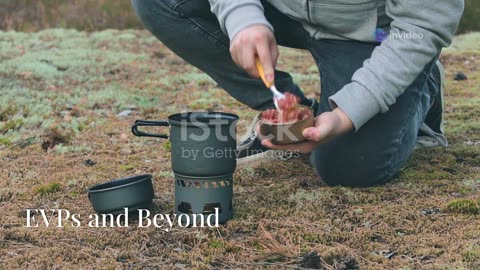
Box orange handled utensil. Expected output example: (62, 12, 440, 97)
(255, 57, 285, 109)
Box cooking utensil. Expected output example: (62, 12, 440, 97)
(131, 112, 239, 177)
(255, 57, 285, 110)
(87, 174, 154, 214)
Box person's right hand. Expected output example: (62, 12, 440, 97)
(230, 25, 279, 83)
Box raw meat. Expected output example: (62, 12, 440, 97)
(261, 93, 312, 124)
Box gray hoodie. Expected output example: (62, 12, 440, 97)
(209, 0, 464, 130)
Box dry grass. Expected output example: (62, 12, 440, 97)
(0, 30, 479, 269)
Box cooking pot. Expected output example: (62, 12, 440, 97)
(131, 112, 239, 176)
(87, 174, 154, 214)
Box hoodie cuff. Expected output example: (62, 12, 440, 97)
(329, 82, 382, 131)
(224, 5, 273, 41)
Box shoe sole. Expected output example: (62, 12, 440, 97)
(236, 150, 296, 169)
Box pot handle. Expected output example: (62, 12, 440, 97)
(131, 120, 169, 139)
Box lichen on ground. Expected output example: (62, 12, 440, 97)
(0, 30, 479, 269)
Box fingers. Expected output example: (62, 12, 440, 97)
(229, 25, 277, 81)
(270, 42, 279, 72)
(261, 139, 287, 150)
(230, 38, 257, 78)
(242, 48, 258, 78)
(261, 139, 318, 154)
(257, 41, 274, 83)
(301, 112, 348, 145)
(302, 127, 323, 141)
(230, 46, 239, 71)
(260, 111, 350, 154)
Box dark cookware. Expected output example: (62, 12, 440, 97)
(131, 112, 239, 177)
(175, 173, 233, 224)
(87, 174, 154, 214)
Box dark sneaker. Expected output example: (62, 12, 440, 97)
(236, 97, 319, 165)
(416, 60, 448, 149)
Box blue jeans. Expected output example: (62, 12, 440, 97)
(132, 0, 441, 187)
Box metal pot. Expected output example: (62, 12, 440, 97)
(131, 112, 238, 177)
(87, 174, 154, 214)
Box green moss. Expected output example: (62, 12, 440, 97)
(120, 164, 135, 171)
(303, 233, 318, 243)
(64, 117, 89, 135)
(157, 171, 174, 179)
(4, 231, 37, 245)
(175, 72, 213, 85)
(251, 240, 263, 250)
(462, 246, 480, 263)
(0, 104, 18, 121)
(307, 65, 318, 73)
(190, 98, 222, 110)
(300, 232, 346, 245)
(291, 73, 319, 83)
(445, 198, 480, 214)
(0, 118, 24, 134)
(0, 137, 11, 146)
(35, 182, 62, 196)
(54, 144, 92, 154)
(208, 239, 225, 249)
(163, 141, 171, 151)
(224, 244, 241, 254)
(0, 191, 13, 202)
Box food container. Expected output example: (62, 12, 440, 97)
(258, 106, 315, 145)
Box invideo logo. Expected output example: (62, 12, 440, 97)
(373, 28, 424, 42)
(374, 28, 388, 42)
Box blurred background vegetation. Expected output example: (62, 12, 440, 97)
(0, 0, 140, 31)
(0, 0, 479, 33)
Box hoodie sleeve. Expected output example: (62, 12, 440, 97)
(208, 0, 273, 41)
(329, 0, 464, 130)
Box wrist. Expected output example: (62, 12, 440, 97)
(224, 5, 273, 41)
(333, 107, 354, 134)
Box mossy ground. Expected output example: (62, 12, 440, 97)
(0, 30, 479, 269)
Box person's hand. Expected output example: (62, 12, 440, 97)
(230, 25, 278, 82)
(260, 108, 354, 154)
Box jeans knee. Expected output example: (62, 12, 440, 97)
(318, 165, 393, 187)
(311, 149, 396, 187)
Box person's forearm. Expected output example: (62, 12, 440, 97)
(329, 0, 464, 131)
(208, 0, 273, 41)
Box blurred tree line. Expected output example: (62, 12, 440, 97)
(0, 0, 141, 31)
(0, 0, 479, 33)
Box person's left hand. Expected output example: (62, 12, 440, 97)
(260, 108, 354, 154)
